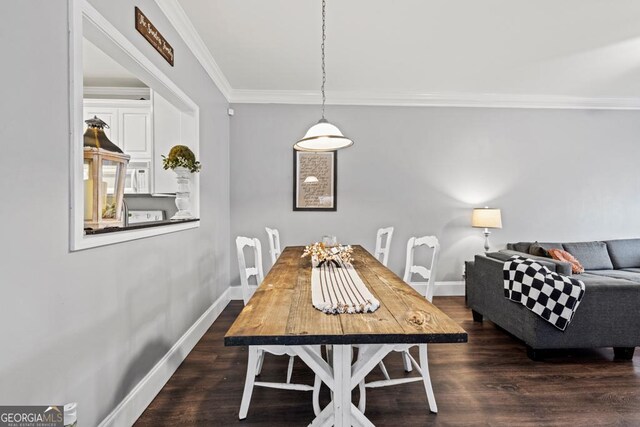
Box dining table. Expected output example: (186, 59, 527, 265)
(225, 245, 468, 426)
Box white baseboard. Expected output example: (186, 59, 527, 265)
(98, 287, 232, 427)
(410, 281, 465, 297)
(228, 281, 465, 300)
(228, 285, 243, 301)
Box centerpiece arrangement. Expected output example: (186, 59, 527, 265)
(162, 145, 201, 220)
(302, 242, 354, 268)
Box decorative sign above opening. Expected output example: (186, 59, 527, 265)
(135, 7, 174, 66)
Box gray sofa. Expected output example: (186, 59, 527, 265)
(465, 239, 640, 360)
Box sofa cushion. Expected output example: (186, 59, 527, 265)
(508, 242, 532, 253)
(604, 239, 640, 269)
(581, 270, 640, 284)
(563, 241, 613, 270)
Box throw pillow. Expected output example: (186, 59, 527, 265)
(529, 242, 550, 257)
(548, 248, 585, 274)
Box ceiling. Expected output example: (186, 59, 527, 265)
(83, 39, 146, 88)
(171, 0, 640, 106)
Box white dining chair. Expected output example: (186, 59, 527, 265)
(265, 227, 281, 266)
(403, 235, 439, 302)
(358, 235, 441, 414)
(345, 227, 396, 384)
(235, 236, 320, 419)
(236, 236, 264, 305)
(374, 226, 394, 266)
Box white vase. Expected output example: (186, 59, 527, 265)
(171, 167, 194, 220)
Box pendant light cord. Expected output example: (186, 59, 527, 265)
(321, 0, 326, 119)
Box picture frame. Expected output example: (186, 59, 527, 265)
(293, 150, 337, 211)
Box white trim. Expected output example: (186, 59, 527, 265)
(98, 287, 232, 427)
(228, 285, 244, 301)
(69, 0, 201, 251)
(68, 0, 84, 252)
(76, 221, 200, 251)
(84, 86, 150, 98)
(230, 89, 640, 110)
(410, 281, 465, 297)
(154, 0, 233, 100)
(153, 0, 640, 110)
(83, 98, 151, 106)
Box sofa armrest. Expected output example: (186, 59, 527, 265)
(466, 255, 536, 343)
(497, 249, 573, 276)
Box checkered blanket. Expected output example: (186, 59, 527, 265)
(503, 256, 586, 331)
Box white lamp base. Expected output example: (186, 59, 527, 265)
(483, 228, 492, 252)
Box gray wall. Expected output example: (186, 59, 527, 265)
(230, 103, 640, 283)
(0, 1, 229, 425)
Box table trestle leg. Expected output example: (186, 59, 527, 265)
(301, 343, 394, 426)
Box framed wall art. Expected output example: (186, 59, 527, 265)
(293, 150, 337, 211)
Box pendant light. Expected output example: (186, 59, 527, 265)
(294, 0, 353, 151)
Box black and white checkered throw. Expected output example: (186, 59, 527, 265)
(503, 256, 586, 331)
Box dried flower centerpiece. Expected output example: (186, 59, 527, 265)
(302, 242, 354, 268)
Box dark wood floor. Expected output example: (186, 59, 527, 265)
(135, 297, 640, 426)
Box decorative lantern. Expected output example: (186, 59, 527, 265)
(83, 116, 130, 229)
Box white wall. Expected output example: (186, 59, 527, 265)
(0, 1, 229, 425)
(230, 103, 640, 283)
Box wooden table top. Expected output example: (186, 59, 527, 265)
(224, 245, 467, 346)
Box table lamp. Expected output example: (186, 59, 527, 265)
(472, 207, 502, 252)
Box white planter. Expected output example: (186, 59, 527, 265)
(171, 167, 194, 220)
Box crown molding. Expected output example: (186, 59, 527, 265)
(154, 0, 640, 110)
(230, 89, 640, 110)
(154, 0, 233, 101)
(83, 86, 150, 97)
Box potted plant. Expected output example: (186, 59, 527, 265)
(162, 145, 201, 220)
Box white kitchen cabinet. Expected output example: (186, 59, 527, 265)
(83, 99, 153, 194)
(83, 99, 151, 158)
(118, 107, 151, 157)
(83, 106, 118, 141)
(83, 94, 197, 198)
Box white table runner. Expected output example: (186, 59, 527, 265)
(311, 261, 380, 314)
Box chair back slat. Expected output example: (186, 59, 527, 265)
(410, 265, 431, 280)
(236, 236, 264, 305)
(403, 235, 440, 302)
(374, 227, 394, 266)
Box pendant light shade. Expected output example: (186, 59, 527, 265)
(293, 0, 353, 152)
(294, 118, 353, 151)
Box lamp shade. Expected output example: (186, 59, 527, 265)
(294, 118, 353, 151)
(472, 207, 502, 229)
